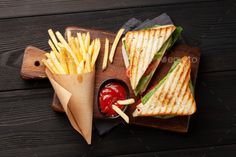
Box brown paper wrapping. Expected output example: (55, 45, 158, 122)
(45, 69, 95, 144)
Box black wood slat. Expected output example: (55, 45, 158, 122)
(0, 0, 216, 19)
(0, 71, 235, 156)
(199, 4, 236, 73)
(0, 1, 235, 92)
(0, 88, 92, 156)
(111, 144, 236, 157)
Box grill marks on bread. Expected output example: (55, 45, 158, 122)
(133, 56, 196, 117)
(125, 25, 176, 90)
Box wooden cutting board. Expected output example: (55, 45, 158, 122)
(21, 27, 200, 132)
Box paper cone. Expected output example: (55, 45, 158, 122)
(45, 69, 95, 144)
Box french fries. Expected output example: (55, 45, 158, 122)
(117, 98, 135, 105)
(102, 38, 109, 71)
(109, 28, 124, 63)
(112, 105, 129, 123)
(91, 39, 101, 68)
(43, 29, 101, 74)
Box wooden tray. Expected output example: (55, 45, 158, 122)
(21, 27, 200, 132)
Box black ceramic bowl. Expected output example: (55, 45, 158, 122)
(97, 78, 130, 119)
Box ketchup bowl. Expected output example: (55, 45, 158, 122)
(97, 78, 130, 119)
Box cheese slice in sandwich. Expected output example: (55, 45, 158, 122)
(122, 25, 182, 95)
(133, 56, 196, 117)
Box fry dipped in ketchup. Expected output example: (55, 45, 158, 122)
(99, 82, 127, 117)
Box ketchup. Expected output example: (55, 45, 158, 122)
(99, 82, 127, 117)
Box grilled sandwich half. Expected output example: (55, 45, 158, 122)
(133, 56, 196, 117)
(122, 25, 182, 95)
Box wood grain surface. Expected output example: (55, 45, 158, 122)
(111, 144, 236, 157)
(0, 0, 236, 156)
(21, 46, 47, 79)
(0, 0, 214, 19)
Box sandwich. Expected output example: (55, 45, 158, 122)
(133, 56, 196, 117)
(122, 25, 182, 95)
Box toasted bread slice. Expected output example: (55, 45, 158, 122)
(124, 25, 176, 90)
(133, 56, 196, 117)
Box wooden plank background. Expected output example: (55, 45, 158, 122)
(0, 0, 215, 19)
(0, 0, 235, 156)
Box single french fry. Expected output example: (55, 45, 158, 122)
(45, 53, 51, 59)
(74, 37, 79, 48)
(88, 40, 95, 56)
(81, 61, 85, 71)
(77, 33, 87, 60)
(48, 40, 60, 59)
(48, 29, 60, 51)
(112, 105, 129, 123)
(55, 31, 79, 66)
(59, 48, 69, 74)
(109, 28, 125, 63)
(77, 49, 83, 62)
(77, 61, 84, 74)
(77, 66, 82, 74)
(85, 53, 91, 72)
(102, 38, 109, 71)
(68, 59, 77, 74)
(84, 32, 90, 51)
(74, 37, 83, 61)
(57, 42, 64, 49)
(117, 98, 135, 105)
(91, 38, 101, 67)
(91, 39, 97, 65)
(64, 51, 74, 74)
(46, 59, 60, 74)
(50, 51, 66, 74)
(42, 59, 54, 73)
(82, 33, 86, 42)
(67, 31, 72, 45)
(71, 62, 77, 74)
(64, 50, 71, 73)
(68, 36, 74, 49)
(79, 47, 84, 61)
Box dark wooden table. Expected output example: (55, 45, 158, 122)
(0, 0, 235, 156)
